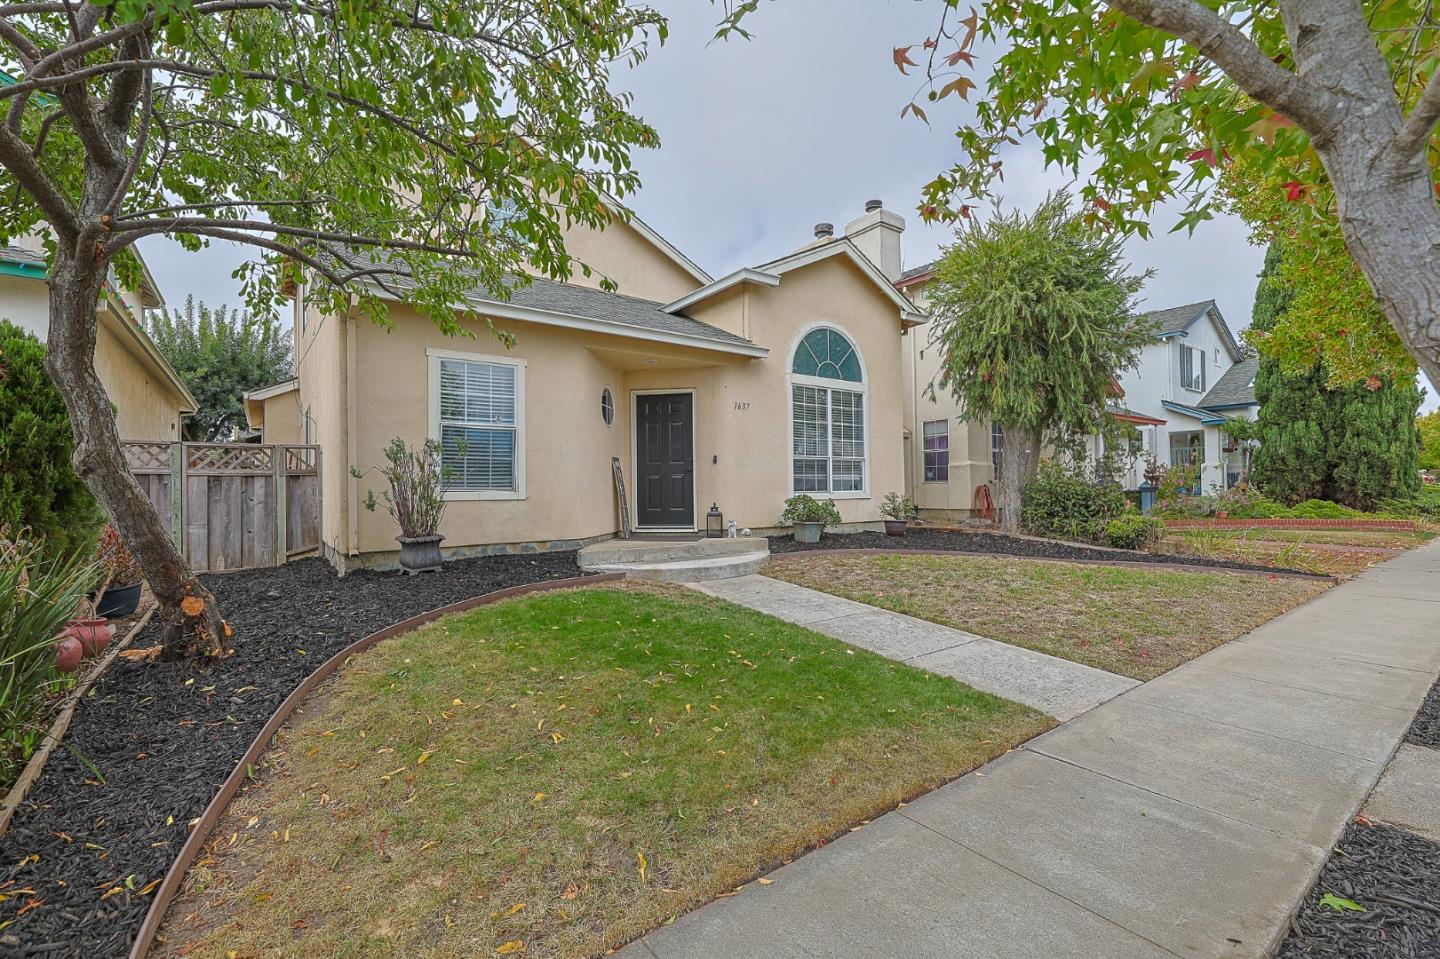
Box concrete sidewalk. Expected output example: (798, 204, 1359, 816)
(620, 543, 1440, 959)
(693, 574, 1138, 720)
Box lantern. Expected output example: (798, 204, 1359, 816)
(706, 503, 724, 538)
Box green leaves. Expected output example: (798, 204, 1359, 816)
(1318, 892, 1365, 914)
(924, 192, 1152, 442)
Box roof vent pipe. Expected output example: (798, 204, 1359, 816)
(814, 222, 834, 239)
(865, 199, 883, 213)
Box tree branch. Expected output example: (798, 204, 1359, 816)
(1106, 0, 1334, 131)
(1394, 68, 1440, 156)
(108, 216, 480, 259)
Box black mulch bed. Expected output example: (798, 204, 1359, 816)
(1404, 673, 1440, 750)
(767, 527, 1310, 575)
(1276, 820, 1440, 958)
(0, 552, 587, 959)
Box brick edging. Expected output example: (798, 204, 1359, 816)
(1165, 518, 1417, 531)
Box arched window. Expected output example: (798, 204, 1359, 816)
(790, 327, 867, 495)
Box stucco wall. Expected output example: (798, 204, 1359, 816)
(306, 250, 909, 564)
(553, 217, 701, 304)
(260, 389, 302, 444)
(1, 275, 183, 441)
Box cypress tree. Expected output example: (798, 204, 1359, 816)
(1250, 245, 1421, 508)
(1251, 246, 1329, 502)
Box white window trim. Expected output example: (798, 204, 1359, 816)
(426, 346, 527, 501)
(787, 371, 870, 500)
(629, 388, 700, 531)
(1180, 343, 1205, 393)
(921, 419, 949, 484)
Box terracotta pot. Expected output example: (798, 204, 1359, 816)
(396, 534, 445, 574)
(883, 519, 907, 537)
(54, 637, 84, 674)
(65, 618, 112, 657)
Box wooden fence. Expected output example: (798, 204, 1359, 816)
(122, 441, 322, 572)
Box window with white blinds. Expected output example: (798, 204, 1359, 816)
(429, 350, 526, 498)
(790, 326, 867, 495)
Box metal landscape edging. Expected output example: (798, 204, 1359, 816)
(127, 571, 623, 959)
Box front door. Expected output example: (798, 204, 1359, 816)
(636, 393, 694, 528)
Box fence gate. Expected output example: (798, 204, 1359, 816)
(122, 442, 322, 572)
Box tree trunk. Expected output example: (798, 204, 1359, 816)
(44, 247, 228, 657)
(996, 424, 1042, 533)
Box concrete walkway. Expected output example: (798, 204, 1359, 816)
(620, 543, 1440, 959)
(692, 574, 1139, 720)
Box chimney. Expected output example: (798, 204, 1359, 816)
(814, 222, 834, 239)
(844, 199, 905, 281)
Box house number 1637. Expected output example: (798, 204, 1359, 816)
(733, 401, 751, 411)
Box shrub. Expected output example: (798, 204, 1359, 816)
(1212, 487, 1286, 519)
(879, 492, 916, 522)
(1021, 462, 1127, 543)
(1287, 498, 1363, 519)
(0, 321, 102, 558)
(352, 438, 449, 538)
(0, 528, 99, 786)
(1104, 513, 1164, 550)
(779, 495, 843, 527)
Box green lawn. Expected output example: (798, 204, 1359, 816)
(766, 553, 1330, 680)
(156, 584, 1048, 959)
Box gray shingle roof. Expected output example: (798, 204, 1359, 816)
(1142, 299, 1216, 335)
(0, 246, 46, 269)
(1200, 357, 1259, 408)
(357, 255, 755, 350)
(497, 276, 754, 347)
(899, 260, 937, 282)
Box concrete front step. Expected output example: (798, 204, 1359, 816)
(584, 549, 771, 583)
(579, 536, 769, 568)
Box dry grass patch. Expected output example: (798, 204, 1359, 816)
(766, 553, 1330, 680)
(155, 584, 1048, 959)
(1157, 529, 1414, 576)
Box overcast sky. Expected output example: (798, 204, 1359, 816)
(136, 0, 1433, 405)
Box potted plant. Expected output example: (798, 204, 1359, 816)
(879, 492, 916, 536)
(780, 494, 842, 544)
(351, 437, 450, 573)
(92, 523, 144, 618)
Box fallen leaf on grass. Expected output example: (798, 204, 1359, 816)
(495, 941, 526, 955)
(637, 849, 648, 882)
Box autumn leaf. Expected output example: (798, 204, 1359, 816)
(636, 849, 648, 883)
(1186, 148, 1216, 167)
(937, 77, 976, 101)
(893, 45, 918, 75)
(901, 102, 929, 125)
(946, 49, 975, 68)
(495, 941, 526, 955)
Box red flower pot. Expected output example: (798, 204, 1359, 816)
(65, 618, 112, 657)
(54, 637, 83, 673)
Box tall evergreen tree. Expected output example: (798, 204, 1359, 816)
(148, 297, 292, 442)
(1250, 245, 1421, 509)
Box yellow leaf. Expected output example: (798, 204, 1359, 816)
(495, 941, 526, 955)
(549, 732, 564, 744)
(417, 748, 437, 764)
(756, 877, 774, 885)
(452, 698, 463, 706)
(532, 792, 545, 803)
(505, 902, 525, 916)
(636, 849, 648, 883)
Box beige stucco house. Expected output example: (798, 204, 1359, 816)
(1, 240, 195, 441)
(242, 377, 302, 444)
(291, 201, 926, 571)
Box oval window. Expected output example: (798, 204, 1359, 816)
(601, 387, 615, 426)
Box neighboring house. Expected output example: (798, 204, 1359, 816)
(1, 240, 195, 441)
(291, 200, 925, 571)
(898, 273, 1258, 518)
(242, 378, 302, 444)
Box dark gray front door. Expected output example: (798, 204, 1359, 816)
(636, 393, 694, 528)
